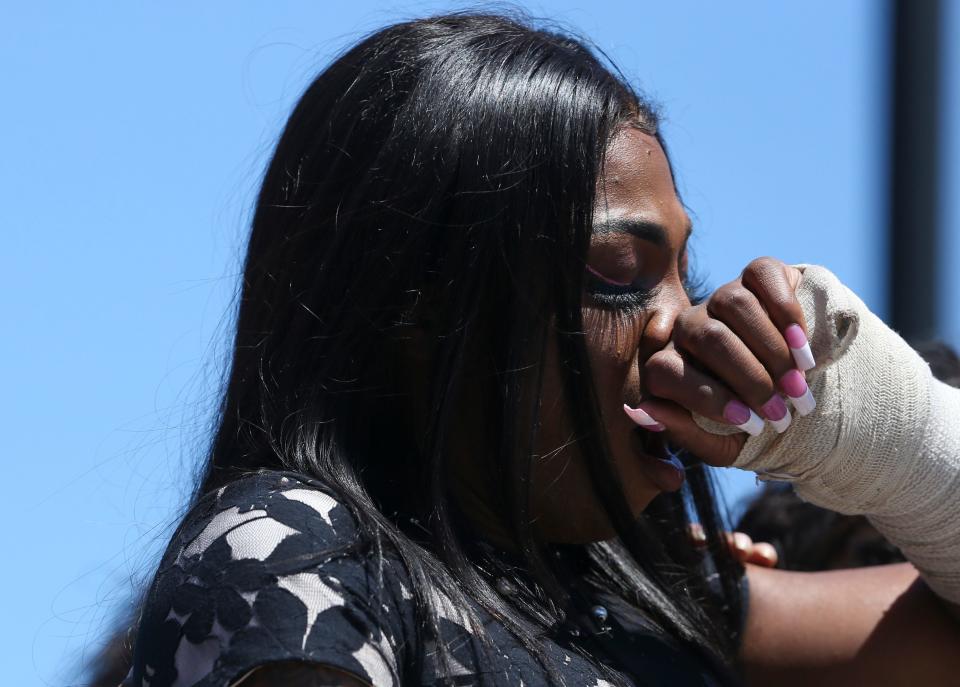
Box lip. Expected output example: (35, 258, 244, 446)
(630, 427, 686, 492)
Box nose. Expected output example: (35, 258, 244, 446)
(636, 279, 691, 361)
(638, 308, 676, 360)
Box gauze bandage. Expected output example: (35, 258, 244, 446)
(694, 264, 960, 603)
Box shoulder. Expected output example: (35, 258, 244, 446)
(176, 469, 365, 564)
(126, 469, 414, 687)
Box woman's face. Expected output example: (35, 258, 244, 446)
(530, 125, 694, 543)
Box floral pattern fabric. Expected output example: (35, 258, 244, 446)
(123, 469, 730, 686)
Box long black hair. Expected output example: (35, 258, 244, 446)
(101, 9, 745, 686)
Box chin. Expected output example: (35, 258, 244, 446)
(532, 487, 661, 545)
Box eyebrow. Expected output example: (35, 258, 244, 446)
(592, 216, 694, 245)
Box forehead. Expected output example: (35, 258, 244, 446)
(594, 126, 687, 229)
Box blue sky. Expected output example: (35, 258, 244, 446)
(3, 2, 957, 684)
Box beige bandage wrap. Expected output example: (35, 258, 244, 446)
(694, 264, 960, 603)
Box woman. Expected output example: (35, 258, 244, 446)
(121, 11, 960, 686)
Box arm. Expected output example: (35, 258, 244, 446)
(727, 264, 960, 681)
(632, 259, 960, 677)
(739, 563, 960, 686)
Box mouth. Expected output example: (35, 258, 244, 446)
(633, 425, 667, 457)
(630, 426, 686, 493)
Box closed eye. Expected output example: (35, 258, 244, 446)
(585, 264, 632, 287)
(584, 267, 659, 312)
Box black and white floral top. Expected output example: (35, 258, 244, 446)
(123, 469, 740, 686)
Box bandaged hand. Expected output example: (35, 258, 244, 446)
(697, 264, 960, 603)
(624, 258, 960, 603)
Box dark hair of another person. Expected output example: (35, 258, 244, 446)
(736, 484, 906, 571)
(86, 10, 746, 686)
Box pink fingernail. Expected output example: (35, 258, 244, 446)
(780, 369, 806, 397)
(623, 404, 665, 431)
(761, 395, 791, 433)
(780, 369, 816, 416)
(761, 395, 788, 421)
(723, 399, 765, 436)
(784, 324, 815, 371)
(784, 324, 806, 348)
(723, 399, 750, 425)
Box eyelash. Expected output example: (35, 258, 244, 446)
(585, 255, 708, 312)
(585, 276, 658, 313)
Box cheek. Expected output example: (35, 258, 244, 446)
(581, 307, 669, 517)
(581, 306, 645, 394)
(528, 331, 610, 542)
(526, 310, 659, 544)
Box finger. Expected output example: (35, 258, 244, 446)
(707, 284, 815, 417)
(723, 532, 778, 566)
(745, 541, 779, 567)
(642, 348, 766, 437)
(741, 257, 816, 371)
(626, 397, 745, 467)
(723, 532, 753, 563)
(673, 308, 792, 433)
(641, 349, 763, 436)
(706, 281, 800, 387)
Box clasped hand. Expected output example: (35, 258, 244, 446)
(625, 257, 817, 467)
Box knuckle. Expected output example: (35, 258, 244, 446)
(709, 286, 754, 317)
(743, 256, 780, 277)
(672, 309, 731, 352)
(741, 257, 783, 287)
(694, 319, 729, 348)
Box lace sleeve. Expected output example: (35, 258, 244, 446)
(123, 470, 414, 687)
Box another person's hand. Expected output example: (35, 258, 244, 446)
(687, 523, 779, 567)
(627, 257, 814, 467)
